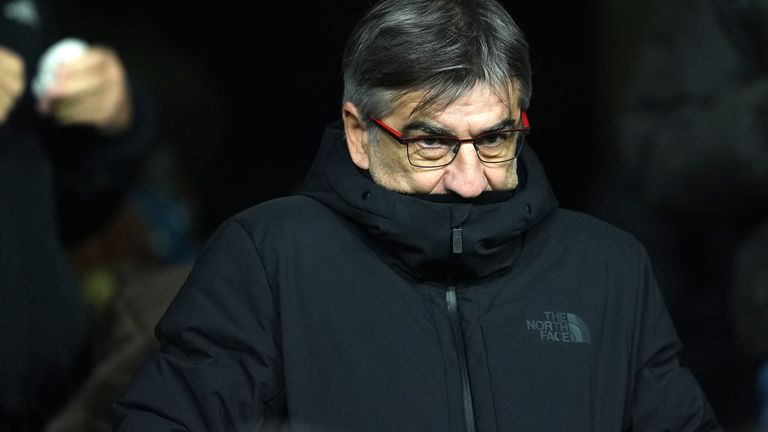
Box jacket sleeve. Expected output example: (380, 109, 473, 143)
(625, 247, 722, 431)
(113, 218, 284, 431)
(617, 0, 768, 225)
(49, 75, 159, 247)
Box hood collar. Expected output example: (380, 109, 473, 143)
(301, 121, 558, 284)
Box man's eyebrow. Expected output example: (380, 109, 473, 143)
(402, 120, 453, 136)
(481, 118, 517, 134)
(402, 118, 517, 137)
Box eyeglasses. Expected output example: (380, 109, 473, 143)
(369, 112, 530, 168)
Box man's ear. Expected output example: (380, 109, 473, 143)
(342, 102, 370, 170)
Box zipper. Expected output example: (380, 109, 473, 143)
(447, 285, 477, 432)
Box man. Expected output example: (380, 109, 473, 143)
(114, 0, 720, 430)
(0, 0, 157, 429)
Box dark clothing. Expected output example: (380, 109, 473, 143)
(588, 0, 768, 424)
(614, 0, 768, 350)
(114, 122, 719, 431)
(43, 264, 192, 432)
(619, 0, 768, 222)
(0, 0, 157, 429)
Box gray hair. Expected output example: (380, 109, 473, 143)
(342, 0, 532, 124)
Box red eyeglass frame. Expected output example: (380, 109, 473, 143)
(369, 111, 530, 145)
(368, 112, 531, 167)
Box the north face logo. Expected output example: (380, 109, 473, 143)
(526, 312, 591, 344)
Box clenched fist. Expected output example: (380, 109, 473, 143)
(37, 46, 132, 134)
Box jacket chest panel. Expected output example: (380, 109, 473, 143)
(262, 208, 635, 431)
(279, 278, 458, 431)
(455, 264, 632, 430)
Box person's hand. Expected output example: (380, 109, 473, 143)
(38, 45, 132, 134)
(0, 46, 25, 125)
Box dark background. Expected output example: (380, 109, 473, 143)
(50, 0, 661, 240)
(51, 0, 761, 429)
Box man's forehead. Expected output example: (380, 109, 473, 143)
(386, 83, 519, 133)
(393, 82, 519, 121)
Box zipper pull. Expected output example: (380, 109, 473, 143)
(446, 286, 458, 311)
(452, 227, 463, 254)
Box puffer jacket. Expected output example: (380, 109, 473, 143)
(114, 121, 720, 431)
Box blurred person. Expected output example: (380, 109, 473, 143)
(114, 0, 721, 430)
(0, 0, 157, 430)
(590, 0, 768, 428)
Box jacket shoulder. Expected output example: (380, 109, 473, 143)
(233, 195, 337, 227)
(543, 208, 649, 261)
(223, 195, 348, 247)
(555, 207, 640, 237)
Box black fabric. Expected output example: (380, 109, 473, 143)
(0, 0, 157, 429)
(50, 76, 159, 247)
(300, 122, 557, 284)
(115, 121, 720, 431)
(587, 0, 768, 423)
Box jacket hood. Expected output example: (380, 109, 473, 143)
(300, 121, 558, 283)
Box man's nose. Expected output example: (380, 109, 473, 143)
(442, 144, 489, 198)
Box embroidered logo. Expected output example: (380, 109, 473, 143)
(526, 311, 591, 344)
(4, 0, 39, 28)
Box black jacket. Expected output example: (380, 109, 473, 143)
(0, 0, 157, 428)
(114, 122, 720, 431)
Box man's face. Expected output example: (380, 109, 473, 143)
(344, 83, 521, 198)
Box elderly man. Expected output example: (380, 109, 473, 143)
(114, 0, 720, 430)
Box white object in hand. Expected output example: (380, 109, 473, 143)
(32, 37, 89, 99)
